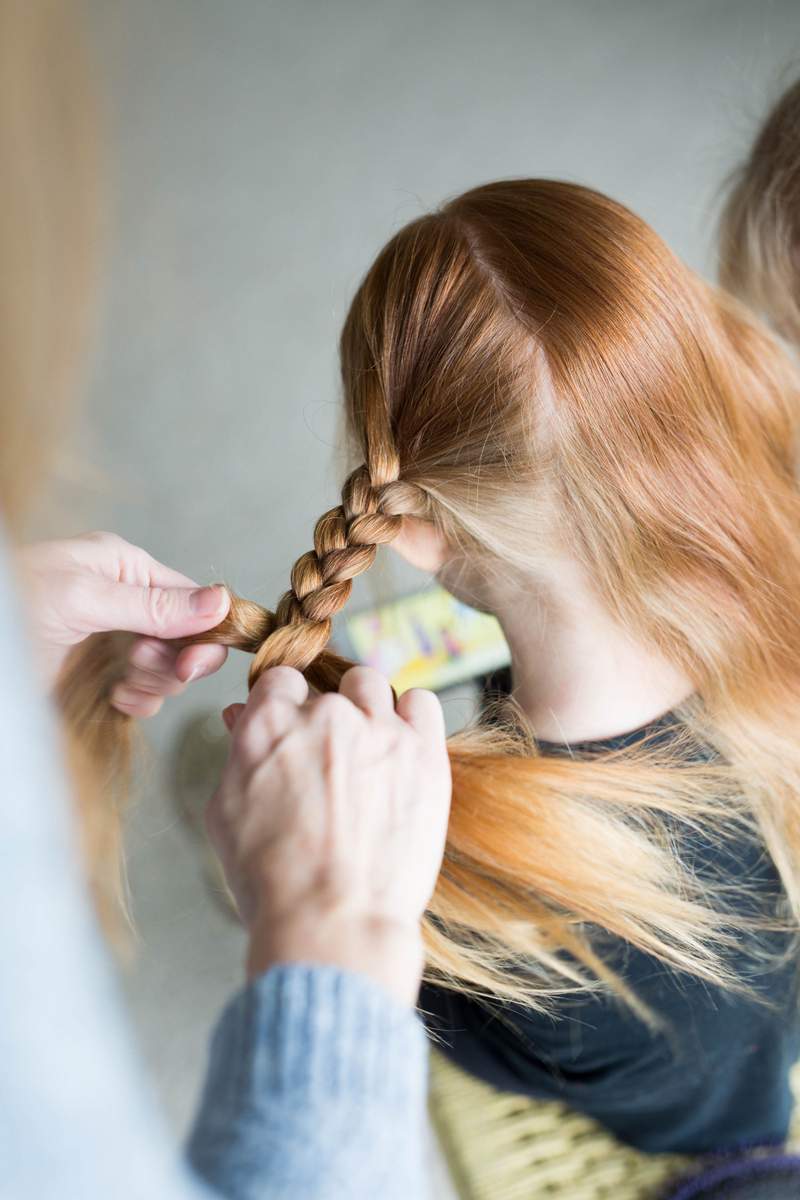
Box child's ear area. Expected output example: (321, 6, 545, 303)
(391, 517, 449, 573)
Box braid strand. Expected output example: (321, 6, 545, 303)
(174, 467, 431, 692)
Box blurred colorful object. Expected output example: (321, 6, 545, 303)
(340, 585, 510, 693)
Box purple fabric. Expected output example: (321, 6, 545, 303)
(665, 1154, 800, 1200)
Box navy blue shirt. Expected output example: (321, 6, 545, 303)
(422, 680, 800, 1153)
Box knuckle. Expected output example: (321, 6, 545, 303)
(197, 643, 227, 669)
(145, 587, 177, 635)
(312, 692, 355, 725)
(247, 692, 286, 729)
(342, 664, 373, 686)
(130, 670, 181, 697)
(129, 638, 170, 670)
(318, 692, 351, 716)
(262, 692, 290, 719)
(115, 691, 161, 718)
(262, 665, 303, 687)
(232, 706, 277, 762)
(230, 715, 259, 761)
(250, 665, 307, 706)
(86, 530, 129, 555)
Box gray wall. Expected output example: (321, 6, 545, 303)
(82, 0, 799, 1184)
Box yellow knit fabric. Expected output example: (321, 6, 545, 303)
(429, 1054, 800, 1200)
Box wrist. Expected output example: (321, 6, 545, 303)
(246, 909, 425, 1008)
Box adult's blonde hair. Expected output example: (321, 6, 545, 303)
(0, 0, 97, 527)
(0, 0, 132, 934)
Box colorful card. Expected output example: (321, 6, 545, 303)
(341, 584, 510, 693)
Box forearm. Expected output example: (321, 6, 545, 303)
(187, 964, 430, 1200)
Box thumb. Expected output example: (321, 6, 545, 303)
(84, 580, 230, 640)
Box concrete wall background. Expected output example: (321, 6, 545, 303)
(80, 2, 800, 1190)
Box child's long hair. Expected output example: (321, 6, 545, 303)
(69, 171, 800, 1003)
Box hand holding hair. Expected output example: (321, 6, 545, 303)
(209, 664, 452, 1007)
(19, 531, 230, 713)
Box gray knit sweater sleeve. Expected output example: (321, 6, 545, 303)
(188, 965, 429, 1199)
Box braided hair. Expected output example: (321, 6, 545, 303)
(177, 466, 431, 692)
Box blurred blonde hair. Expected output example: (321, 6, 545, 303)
(0, 0, 97, 527)
(0, 0, 131, 935)
(720, 76, 800, 344)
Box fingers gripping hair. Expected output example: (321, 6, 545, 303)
(58, 464, 422, 940)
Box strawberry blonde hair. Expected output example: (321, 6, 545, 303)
(172, 179, 800, 1007)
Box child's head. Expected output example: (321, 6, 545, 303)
(338, 180, 800, 682)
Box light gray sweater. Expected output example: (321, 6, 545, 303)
(0, 539, 428, 1200)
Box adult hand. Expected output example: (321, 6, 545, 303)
(209, 665, 452, 1006)
(19, 531, 230, 714)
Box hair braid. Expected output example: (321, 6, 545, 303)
(177, 465, 431, 691)
(248, 464, 403, 683)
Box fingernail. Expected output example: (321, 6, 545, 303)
(189, 586, 226, 617)
(187, 664, 206, 682)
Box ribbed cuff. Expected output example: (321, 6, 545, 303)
(187, 965, 429, 1198)
(199, 963, 427, 1121)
